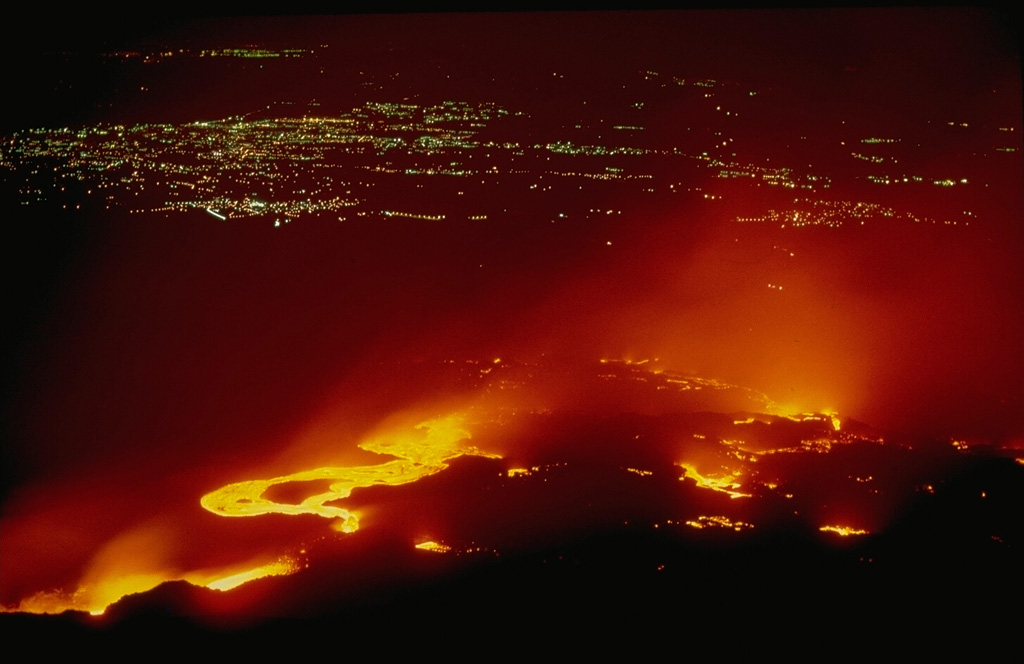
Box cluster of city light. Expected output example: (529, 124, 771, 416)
(863, 174, 968, 188)
(851, 152, 886, 163)
(4, 58, 1010, 229)
(99, 46, 313, 63)
(0, 101, 521, 216)
(736, 199, 943, 227)
(6, 95, 728, 217)
(541, 141, 647, 156)
(423, 100, 511, 124)
(382, 209, 448, 221)
(714, 160, 831, 191)
(544, 169, 651, 181)
(135, 194, 362, 219)
(197, 47, 309, 58)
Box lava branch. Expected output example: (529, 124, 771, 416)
(200, 414, 500, 533)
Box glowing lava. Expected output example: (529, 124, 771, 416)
(677, 462, 752, 498)
(201, 415, 500, 532)
(2, 414, 495, 617)
(819, 525, 870, 537)
(686, 515, 755, 531)
(5, 554, 300, 617)
(201, 558, 299, 592)
(415, 541, 453, 553)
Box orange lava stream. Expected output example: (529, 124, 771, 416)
(3, 556, 299, 617)
(415, 541, 453, 553)
(677, 462, 752, 498)
(3, 414, 494, 618)
(198, 559, 299, 592)
(200, 414, 500, 532)
(819, 525, 870, 536)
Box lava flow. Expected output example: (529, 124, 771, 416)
(2, 412, 498, 617)
(200, 414, 499, 533)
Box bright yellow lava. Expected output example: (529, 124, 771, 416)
(764, 404, 842, 432)
(677, 462, 751, 498)
(201, 414, 499, 532)
(201, 559, 298, 591)
(685, 515, 754, 531)
(3, 414, 493, 618)
(415, 541, 453, 553)
(819, 525, 870, 536)
(4, 557, 299, 616)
